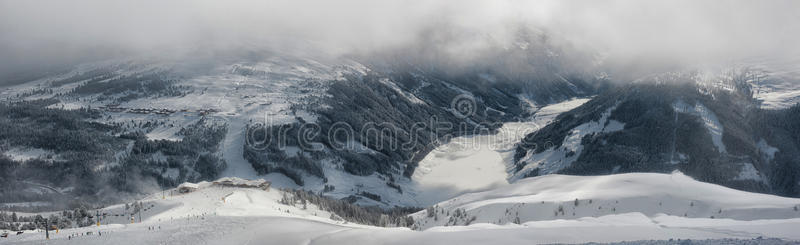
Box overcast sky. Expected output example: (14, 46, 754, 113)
(1, 0, 799, 80)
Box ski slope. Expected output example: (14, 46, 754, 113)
(412, 171, 800, 230)
(5, 173, 800, 244)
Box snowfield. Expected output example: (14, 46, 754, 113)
(412, 172, 800, 230)
(5, 173, 800, 244)
(411, 98, 590, 206)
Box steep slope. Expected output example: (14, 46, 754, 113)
(512, 71, 800, 197)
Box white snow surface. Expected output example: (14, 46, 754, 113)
(379, 78, 426, 104)
(144, 126, 183, 142)
(5, 174, 800, 245)
(2, 147, 54, 162)
(412, 172, 800, 230)
(410, 98, 590, 206)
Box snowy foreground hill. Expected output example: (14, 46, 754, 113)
(4, 173, 800, 244)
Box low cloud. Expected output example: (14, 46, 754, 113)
(1, 0, 798, 82)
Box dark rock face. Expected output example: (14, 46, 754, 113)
(513, 73, 800, 197)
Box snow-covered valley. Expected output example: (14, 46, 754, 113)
(410, 98, 590, 205)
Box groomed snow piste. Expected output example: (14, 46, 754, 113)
(5, 172, 800, 245)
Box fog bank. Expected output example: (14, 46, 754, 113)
(1, 0, 798, 83)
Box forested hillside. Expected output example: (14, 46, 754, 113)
(513, 71, 800, 197)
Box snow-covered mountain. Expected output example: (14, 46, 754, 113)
(512, 70, 800, 198)
(741, 56, 800, 109)
(3, 56, 800, 244)
(0, 36, 599, 209)
(3, 1, 800, 244)
(3, 49, 800, 212)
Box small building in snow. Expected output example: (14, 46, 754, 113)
(212, 177, 271, 191)
(177, 182, 199, 193)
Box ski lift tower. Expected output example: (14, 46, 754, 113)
(44, 218, 49, 240)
